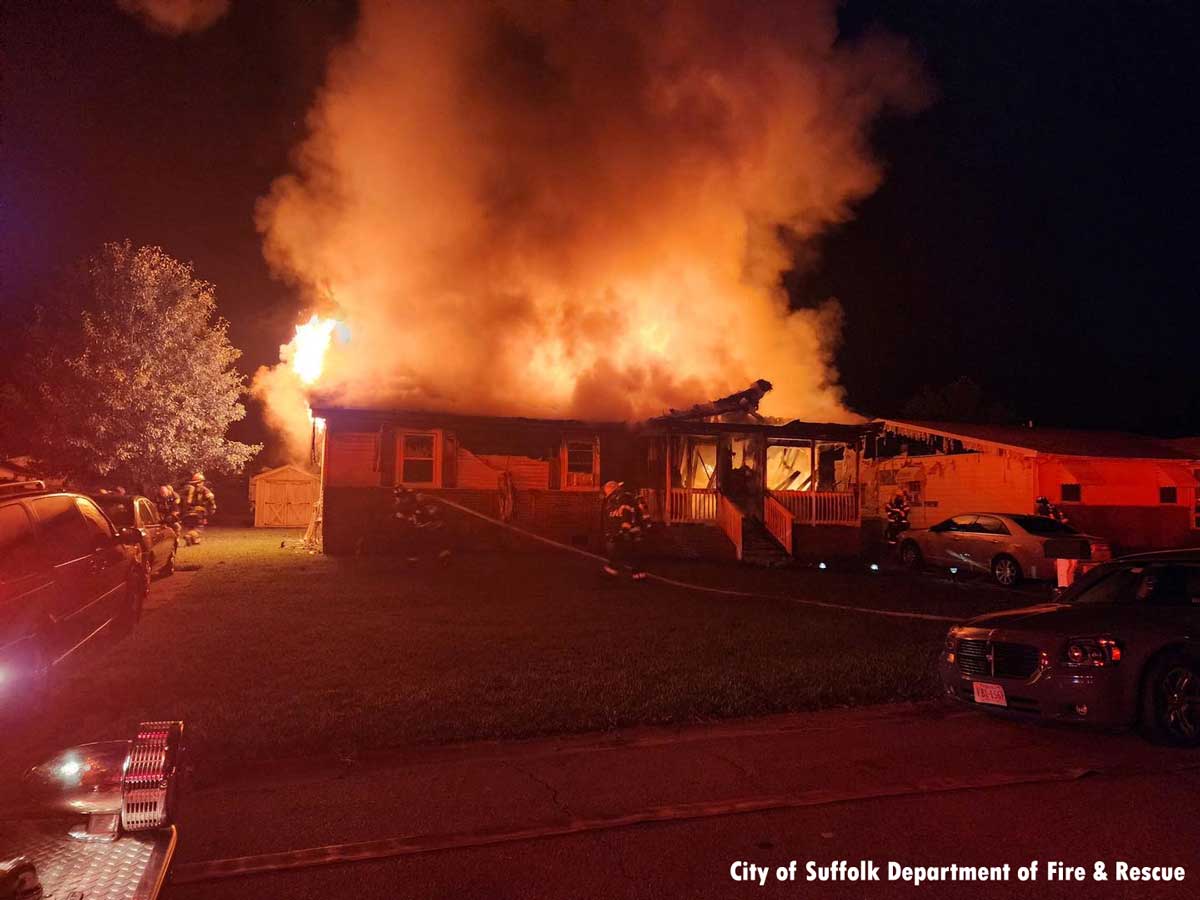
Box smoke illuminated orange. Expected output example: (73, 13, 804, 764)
(253, 0, 930, 445)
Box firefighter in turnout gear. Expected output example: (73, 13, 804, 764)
(603, 481, 650, 580)
(392, 485, 451, 565)
(1035, 496, 1078, 589)
(156, 484, 182, 536)
(181, 472, 216, 545)
(884, 489, 912, 544)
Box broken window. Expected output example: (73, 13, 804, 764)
(766, 444, 810, 491)
(563, 438, 597, 489)
(399, 432, 436, 485)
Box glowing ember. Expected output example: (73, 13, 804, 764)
(289, 314, 338, 386)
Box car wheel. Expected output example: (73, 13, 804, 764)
(899, 540, 923, 570)
(991, 554, 1022, 587)
(1141, 651, 1200, 746)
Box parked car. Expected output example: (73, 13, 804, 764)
(92, 493, 177, 578)
(940, 549, 1200, 744)
(0, 484, 147, 712)
(898, 512, 1110, 586)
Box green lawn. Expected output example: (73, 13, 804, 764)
(3, 527, 1025, 777)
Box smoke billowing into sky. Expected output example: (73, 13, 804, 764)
(255, 0, 928, 451)
(117, 0, 230, 35)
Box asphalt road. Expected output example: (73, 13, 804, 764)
(163, 702, 1200, 900)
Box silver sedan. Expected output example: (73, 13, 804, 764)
(898, 513, 1110, 587)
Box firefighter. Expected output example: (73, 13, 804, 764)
(884, 488, 912, 544)
(1033, 496, 1079, 589)
(602, 480, 650, 580)
(181, 472, 216, 545)
(392, 486, 450, 565)
(1034, 495, 1067, 523)
(156, 484, 182, 536)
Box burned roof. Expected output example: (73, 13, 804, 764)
(311, 405, 631, 433)
(882, 419, 1197, 460)
(312, 404, 878, 445)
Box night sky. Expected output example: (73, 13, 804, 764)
(3, 1, 1198, 440)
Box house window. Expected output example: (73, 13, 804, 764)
(1160, 486, 1178, 504)
(398, 432, 437, 485)
(1060, 483, 1082, 503)
(563, 438, 597, 489)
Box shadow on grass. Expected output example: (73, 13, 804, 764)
(3, 527, 1022, 777)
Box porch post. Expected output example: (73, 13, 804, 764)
(810, 439, 817, 525)
(854, 437, 862, 523)
(663, 435, 672, 525)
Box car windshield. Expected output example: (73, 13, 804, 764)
(94, 497, 133, 528)
(1067, 562, 1200, 607)
(1010, 515, 1078, 535)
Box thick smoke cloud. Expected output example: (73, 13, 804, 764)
(257, 0, 927, 436)
(117, 0, 230, 36)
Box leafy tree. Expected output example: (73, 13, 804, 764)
(0, 241, 260, 486)
(902, 376, 1015, 425)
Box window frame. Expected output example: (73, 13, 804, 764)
(561, 435, 600, 491)
(395, 430, 441, 487)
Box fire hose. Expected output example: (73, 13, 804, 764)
(425, 494, 959, 624)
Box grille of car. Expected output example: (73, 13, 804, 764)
(956, 639, 1040, 679)
(956, 639, 990, 676)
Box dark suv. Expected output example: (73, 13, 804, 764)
(0, 483, 147, 710)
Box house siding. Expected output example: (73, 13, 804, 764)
(863, 450, 1037, 529)
(320, 419, 606, 555)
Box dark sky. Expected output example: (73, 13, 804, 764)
(3, 1, 1198, 439)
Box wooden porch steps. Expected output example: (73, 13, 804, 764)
(740, 517, 792, 567)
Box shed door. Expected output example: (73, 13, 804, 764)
(258, 479, 314, 527)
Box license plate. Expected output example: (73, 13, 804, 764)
(973, 681, 1007, 707)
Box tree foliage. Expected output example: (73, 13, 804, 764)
(1, 241, 260, 485)
(902, 376, 1015, 425)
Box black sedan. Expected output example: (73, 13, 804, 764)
(940, 549, 1200, 745)
(93, 494, 177, 578)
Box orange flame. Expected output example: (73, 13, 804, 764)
(289, 314, 338, 386)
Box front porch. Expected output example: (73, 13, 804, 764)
(638, 417, 878, 564)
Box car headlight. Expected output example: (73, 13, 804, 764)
(944, 630, 958, 652)
(1062, 638, 1121, 667)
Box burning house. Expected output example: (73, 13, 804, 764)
(314, 383, 879, 563)
(862, 419, 1200, 554)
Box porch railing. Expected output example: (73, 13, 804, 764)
(771, 490, 859, 526)
(640, 488, 718, 523)
(716, 494, 743, 560)
(763, 495, 794, 555)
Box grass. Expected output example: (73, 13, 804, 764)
(2, 526, 1032, 776)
